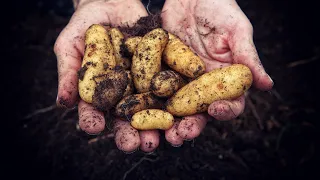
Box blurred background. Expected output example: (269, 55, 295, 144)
(5, 0, 319, 179)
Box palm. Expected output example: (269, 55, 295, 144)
(162, 0, 253, 72)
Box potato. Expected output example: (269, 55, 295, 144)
(131, 109, 174, 130)
(109, 28, 131, 69)
(123, 70, 134, 97)
(124, 36, 142, 55)
(92, 68, 129, 111)
(78, 24, 116, 103)
(150, 70, 185, 97)
(115, 92, 163, 119)
(131, 28, 169, 93)
(114, 119, 140, 153)
(163, 33, 206, 78)
(166, 64, 253, 116)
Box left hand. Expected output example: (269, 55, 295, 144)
(162, 0, 273, 145)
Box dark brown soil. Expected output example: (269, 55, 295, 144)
(6, 0, 319, 180)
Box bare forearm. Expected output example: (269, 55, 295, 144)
(73, 0, 140, 9)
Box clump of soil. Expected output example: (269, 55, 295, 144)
(119, 12, 162, 37)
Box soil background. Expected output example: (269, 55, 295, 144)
(4, 0, 319, 180)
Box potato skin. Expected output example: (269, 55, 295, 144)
(150, 70, 185, 97)
(78, 24, 116, 103)
(131, 109, 174, 130)
(131, 28, 169, 93)
(163, 33, 206, 78)
(115, 92, 163, 119)
(109, 28, 131, 69)
(124, 36, 142, 55)
(92, 68, 128, 111)
(166, 64, 253, 116)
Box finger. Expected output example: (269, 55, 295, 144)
(178, 114, 208, 140)
(165, 120, 184, 147)
(208, 95, 245, 121)
(139, 130, 160, 153)
(229, 27, 273, 91)
(114, 119, 140, 153)
(78, 100, 105, 135)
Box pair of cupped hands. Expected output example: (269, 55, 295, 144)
(54, 0, 273, 153)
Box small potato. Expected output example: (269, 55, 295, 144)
(150, 70, 185, 97)
(166, 64, 253, 116)
(123, 70, 134, 97)
(109, 28, 131, 69)
(124, 36, 142, 55)
(163, 33, 206, 78)
(131, 109, 174, 130)
(78, 100, 105, 135)
(114, 119, 140, 153)
(92, 68, 128, 111)
(131, 28, 169, 93)
(115, 92, 163, 119)
(78, 24, 116, 103)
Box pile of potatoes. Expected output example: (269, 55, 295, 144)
(78, 24, 253, 136)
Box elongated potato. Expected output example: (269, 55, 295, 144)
(109, 28, 131, 69)
(150, 70, 185, 97)
(163, 33, 205, 78)
(92, 68, 128, 111)
(166, 64, 253, 116)
(78, 24, 116, 103)
(131, 28, 169, 93)
(124, 36, 142, 55)
(131, 109, 174, 130)
(115, 92, 163, 119)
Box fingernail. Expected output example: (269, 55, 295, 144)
(171, 143, 183, 148)
(268, 75, 274, 85)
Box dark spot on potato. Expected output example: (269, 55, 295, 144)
(217, 83, 224, 90)
(77, 65, 88, 81)
(92, 69, 128, 111)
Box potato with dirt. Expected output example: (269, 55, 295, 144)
(124, 36, 142, 55)
(78, 24, 116, 103)
(150, 70, 185, 97)
(131, 109, 174, 130)
(109, 28, 131, 69)
(123, 70, 134, 97)
(166, 64, 253, 116)
(91, 68, 129, 111)
(131, 28, 169, 93)
(115, 92, 163, 119)
(163, 33, 206, 78)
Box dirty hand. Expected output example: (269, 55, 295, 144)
(162, 0, 273, 145)
(54, 0, 161, 153)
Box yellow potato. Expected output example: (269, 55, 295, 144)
(131, 109, 174, 130)
(124, 36, 142, 55)
(166, 64, 253, 116)
(131, 28, 169, 93)
(109, 28, 130, 69)
(92, 68, 129, 111)
(163, 33, 206, 78)
(115, 92, 163, 119)
(78, 24, 116, 103)
(150, 70, 185, 97)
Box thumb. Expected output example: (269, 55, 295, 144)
(54, 28, 84, 108)
(229, 26, 273, 91)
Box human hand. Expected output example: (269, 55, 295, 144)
(54, 0, 162, 153)
(162, 0, 273, 145)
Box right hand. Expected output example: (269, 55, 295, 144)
(54, 0, 161, 153)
